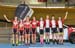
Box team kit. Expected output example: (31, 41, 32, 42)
(4, 12, 68, 46)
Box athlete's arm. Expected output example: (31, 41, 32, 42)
(23, 18, 26, 21)
(64, 11, 68, 20)
(3, 14, 11, 22)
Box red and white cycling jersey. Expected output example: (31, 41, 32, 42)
(51, 20, 57, 28)
(38, 20, 44, 29)
(24, 21, 31, 28)
(44, 19, 50, 28)
(31, 20, 37, 28)
(57, 19, 64, 28)
(19, 22, 24, 30)
(12, 20, 18, 29)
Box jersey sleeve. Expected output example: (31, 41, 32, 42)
(37, 21, 40, 26)
(49, 20, 51, 27)
(62, 18, 65, 23)
(56, 20, 58, 27)
(50, 21, 52, 27)
(30, 21, 32, 23)
(44, 20, 46, 27)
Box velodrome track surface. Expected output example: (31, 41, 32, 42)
(0, 42, 75, 48)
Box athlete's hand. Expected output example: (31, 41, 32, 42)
(66, 11, 68, 15)
(3, 14, 11, 22)
(3, 14, 7, 18)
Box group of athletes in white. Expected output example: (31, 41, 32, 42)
(3, 11, 68, 46)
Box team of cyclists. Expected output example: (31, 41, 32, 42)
(3, 11, 68, 46)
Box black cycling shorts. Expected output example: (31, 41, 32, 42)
(40, 29, 44, 35)
(45, 28, 50, 33)
(26, 28, 30, 34)
(52, 28, 58, 33)
(59, 28, 63, 33)
(13, 28, 17, 34)
(32, 28, 36, 34)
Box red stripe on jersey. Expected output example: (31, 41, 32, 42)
(62, 19, 65, 24)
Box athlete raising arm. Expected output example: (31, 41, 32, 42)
(4, 14, 19, 46)
(57, 11, 68, 45)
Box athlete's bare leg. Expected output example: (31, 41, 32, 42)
(52, 33, 56, 44)
(16, 34, 19, 45)
(25, 34, 27, 45)
(33, 34, 36, 44)
(28, 34, 30, 45)
(32, 34, 34, 43)
(40, 35, 44, 44)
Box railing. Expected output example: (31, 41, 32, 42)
(0, 27, 12, 43)
(0, 0, 75, 8)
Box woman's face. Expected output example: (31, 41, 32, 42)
(14, 17, 17, 20)
(52, 16, 55, 20)
(40, 17, 43, 21)
(59, 17, 61, 20)
(33, 17, 36, 20)
(46, 15, 49, 19)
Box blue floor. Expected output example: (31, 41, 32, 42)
(0, 42, 75, 48)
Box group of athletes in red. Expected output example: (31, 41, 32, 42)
(3, 11, 68, 46)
